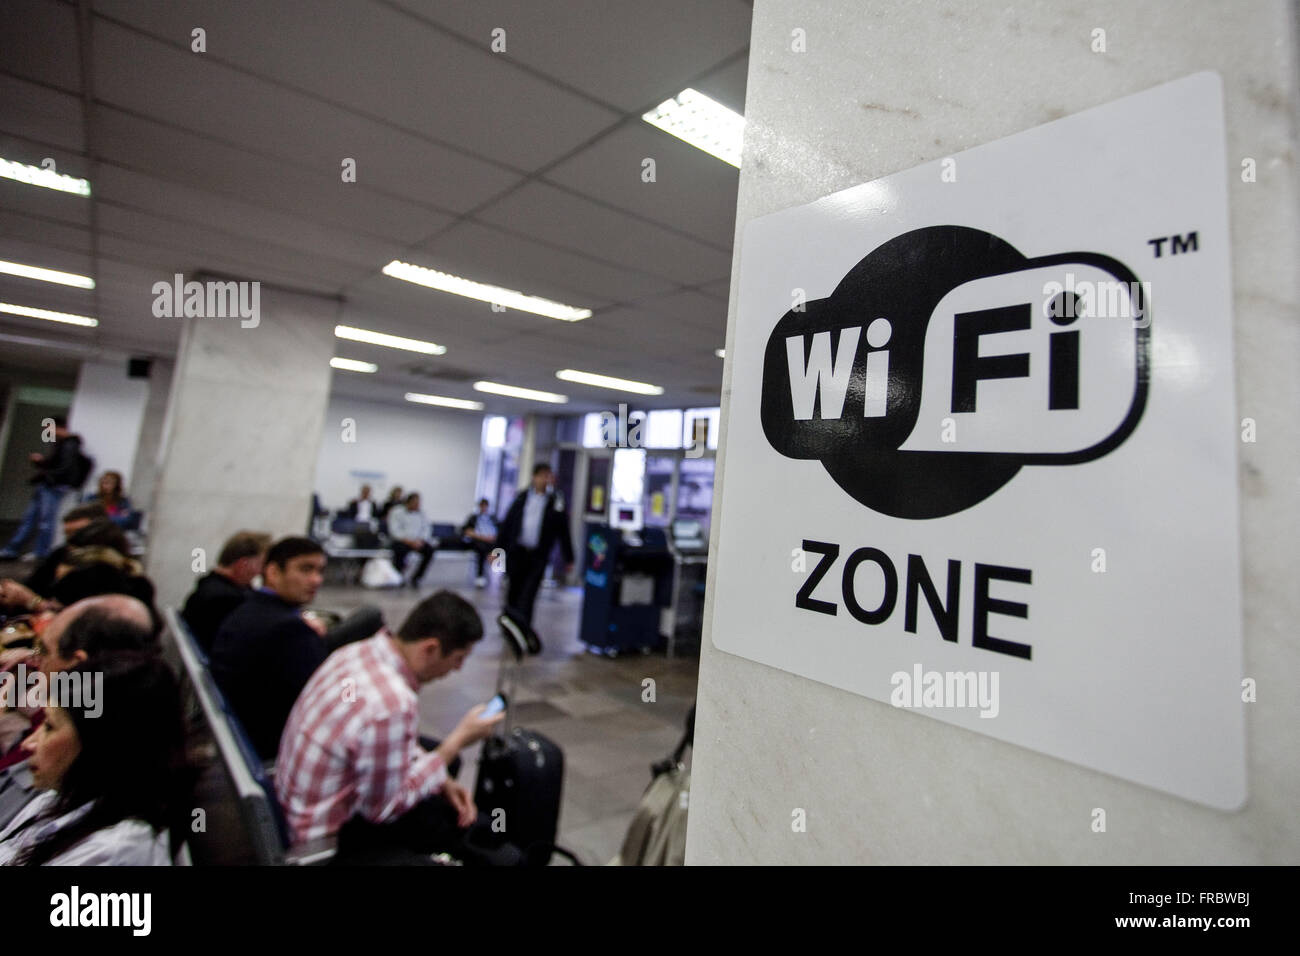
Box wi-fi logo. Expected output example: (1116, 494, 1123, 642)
(760, 225, 1150, 519)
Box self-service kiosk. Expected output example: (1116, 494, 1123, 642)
(579, 503, 674, 655)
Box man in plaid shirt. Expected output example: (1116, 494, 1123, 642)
(276, 590, 503, 860)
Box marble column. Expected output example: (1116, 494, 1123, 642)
(688, 0, 1300, 863)
(144, 281, 337, 610)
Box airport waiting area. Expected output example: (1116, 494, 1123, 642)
(0, 433, 709, 866)
(0, 1, 1295, 908)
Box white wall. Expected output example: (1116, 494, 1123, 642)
(67, 360, 149, 492)
(314, 394, 484, 524)
(687, 0, 1300, 864)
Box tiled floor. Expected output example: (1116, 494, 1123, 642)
(317, 552, 699, 865)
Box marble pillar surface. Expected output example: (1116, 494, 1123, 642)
(144, 283, 337, 611)
(128, 357, 173, 516)
(688, 0, 1299, 864)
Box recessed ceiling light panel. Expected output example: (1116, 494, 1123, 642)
(382, 260, 591, 322)
(473, 381, 569, 404)
(642, 88, 744, 168)
(555, 369, 663, 395)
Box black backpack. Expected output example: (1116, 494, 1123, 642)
(71, 448, 94, 488)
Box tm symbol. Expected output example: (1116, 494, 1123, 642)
(1148, 231, 1198, 258)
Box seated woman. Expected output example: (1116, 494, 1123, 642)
(0, 652, 190, 865)
(83, 471, 135, 530)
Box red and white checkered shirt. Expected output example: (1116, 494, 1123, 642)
(276, 630, 447, 843)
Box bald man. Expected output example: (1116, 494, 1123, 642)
(0, 595, 156, 773)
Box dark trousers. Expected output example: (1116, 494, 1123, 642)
(333, 795, 467, 866)
(506, 546, 548, 625)
(391, 541, 434, 584)
(331, 796, 520, 866)
(330, 736, 466, 866)
(469, 540, 493, 576)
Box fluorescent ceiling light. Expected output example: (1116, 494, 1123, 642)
(555, 368, 663, 396)
(642, 88, 744, 168)
(405, 392, 485, 411)
(382, 260, 591, 322)
(0, 259, 94, 289)
(330, 357, 377, 373)
(0, 302, 98, 327)
(473, 381, 569, 404)
(0, 157, 90, 196)
(715, 349, 725, 358)
(334, 324, 445, 355)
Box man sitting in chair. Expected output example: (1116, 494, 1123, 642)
(387, 492, 435, 589)
(276, 591, 502, 864)
(460, 498, 497, 589)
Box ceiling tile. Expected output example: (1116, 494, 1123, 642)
(92, 164, 419, 276)
(0, 0, 81, 91)
(93, 109, 449, 244)
(392, 0, 751, 113)
(543, 122, 740, 248)
(0, 178, 92, 231)
(0, 206, 93, 256)
(476, 180, 733, 285)
(416, 219, 676, 306)
(0, 76, 85, 153)
(94, 0, 621, 170)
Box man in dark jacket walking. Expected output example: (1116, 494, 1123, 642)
(0, 416, 87, 561)
(496, 464, 574, 627)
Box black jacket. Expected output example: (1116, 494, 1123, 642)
(32, 435, 83, 488)
(209, 590, 327, 760)
(24, 545, 69, 599)
(498, 489, 574, 563)
(181, 572, 250, 655)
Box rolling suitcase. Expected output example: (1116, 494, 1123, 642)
(473, 610, 580, 866)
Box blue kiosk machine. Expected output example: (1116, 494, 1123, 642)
(579, 502, 674, 655)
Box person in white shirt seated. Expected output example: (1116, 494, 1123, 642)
(0, 651, 190, 866)
(387, 491, 435, 588)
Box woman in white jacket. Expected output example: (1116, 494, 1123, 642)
(0, 652, 190, 866)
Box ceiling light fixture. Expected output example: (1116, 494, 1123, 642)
(0, 259, 94, 289)
(642, 88, 744, 168)
(0, 302, 98, 327)
(382, 260, 591, 321)
(472, 381, 569, 404)
(329, 357, 377, 373)
(405, 392, 485, 411)
(0, 157, 90, 196)
(555, 369, 664, 395)
(715, 349, 725, 358)
(334, 324, 446, 355)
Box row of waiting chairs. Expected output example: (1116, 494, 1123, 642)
(163, 608, 336, 865)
